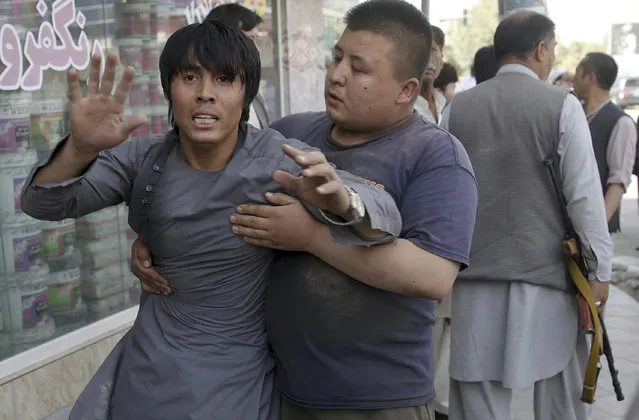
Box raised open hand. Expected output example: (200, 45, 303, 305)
(68, 52, 147, 155)
(273, 144, 350, 216)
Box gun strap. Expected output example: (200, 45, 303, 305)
(566, 255, 602, 403)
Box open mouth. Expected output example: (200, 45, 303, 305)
(193, 114, 218, 125)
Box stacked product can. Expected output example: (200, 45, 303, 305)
(76, 205, 139, 322)
(0, 89, 56, 355)
(42, 220, 87, 334)
(116, 0, 171, 137)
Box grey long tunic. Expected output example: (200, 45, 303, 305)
(20, 125, 401, 420)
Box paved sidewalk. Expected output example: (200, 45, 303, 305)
(510, 284, 639, 420)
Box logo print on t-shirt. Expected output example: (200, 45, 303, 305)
(359, 177, 385, 190)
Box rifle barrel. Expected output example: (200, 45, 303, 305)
(600, 315, 624, 401)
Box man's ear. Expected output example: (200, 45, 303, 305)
(397, 77, 421, 105)
(533, 41, 546, 63)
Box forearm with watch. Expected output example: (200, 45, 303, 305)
(319, 185, 389, 239)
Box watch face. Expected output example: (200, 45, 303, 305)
(353, 193, 366, 218)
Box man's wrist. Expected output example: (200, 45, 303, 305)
(321, 186, 366, 226)
(66, 135, 99, 163)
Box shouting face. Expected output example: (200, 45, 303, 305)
(170, 61, 245, 148)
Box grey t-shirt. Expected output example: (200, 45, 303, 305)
(265, 112, 478, 409)
(20, 125, 402, 420)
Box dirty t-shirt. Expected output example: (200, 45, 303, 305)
(266, 112, 478, 409)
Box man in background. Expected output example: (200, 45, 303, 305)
(435, 62, 459, 105)
(208, 3, 271, 129)
(548, 68, 574, 89)
(415, 25, 446, 123)
(443, 11, 612, 419)
(456, 66, 476, 93)
(472, 45, 499, 85)
(573, 52, 637, 234)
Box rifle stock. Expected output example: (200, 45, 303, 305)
(543, 157, 623, 403)
(563, 238, 596, 334)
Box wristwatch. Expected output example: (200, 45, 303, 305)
(319, 186, 366, 226)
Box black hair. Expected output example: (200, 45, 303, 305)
(434, 63, 458, 89)
(579, 52, 618, 91)
(159, 20, 261, 127)
(473, 45, 500, 84)
(493, 11, 555, 63)
(431, 25, 445, 50)
(205, 3, 263, 32)
(344, 0, 432, 81)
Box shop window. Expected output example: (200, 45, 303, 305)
(0, 0, 280, 362)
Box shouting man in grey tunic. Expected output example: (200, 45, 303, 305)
(441, 11, 613, 420)
(20, 21, 401, 420)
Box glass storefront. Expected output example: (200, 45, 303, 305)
(0, 0, 411, 366)
(0, 0, 281, 362)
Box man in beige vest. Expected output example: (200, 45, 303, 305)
(442, 11, 612, 420)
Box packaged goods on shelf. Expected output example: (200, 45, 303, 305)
(0, 212, 44, 273)
(47, 251, 87, 327)
(0, 91, 31, 154)
(76, 207, 119, 241)
(77, 233, 128, 271)
(1, 264, 55, 346)
(42, 219, 76, 261)
(82, 261, 136, 300)
(0, 150, 38, 216)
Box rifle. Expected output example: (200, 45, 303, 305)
(601, 315, 625, 401)
(543, 156, 624, 403)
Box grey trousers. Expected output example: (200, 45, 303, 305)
(280, 397, 435, 420)
(449, 333, 590, 420)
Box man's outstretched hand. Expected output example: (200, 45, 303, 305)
(67, 52, 147, 157)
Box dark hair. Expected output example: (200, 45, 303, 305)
(579, 52, 618, 91)
(159, 20, 261, 126)
(493, 11, 555, 62)
(431, 25, 445, 50)
(205, 3, 263, 32)
(344, 0, 432, 81)
(434, 63, 458, 89)
(473, 45, 500, 84)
